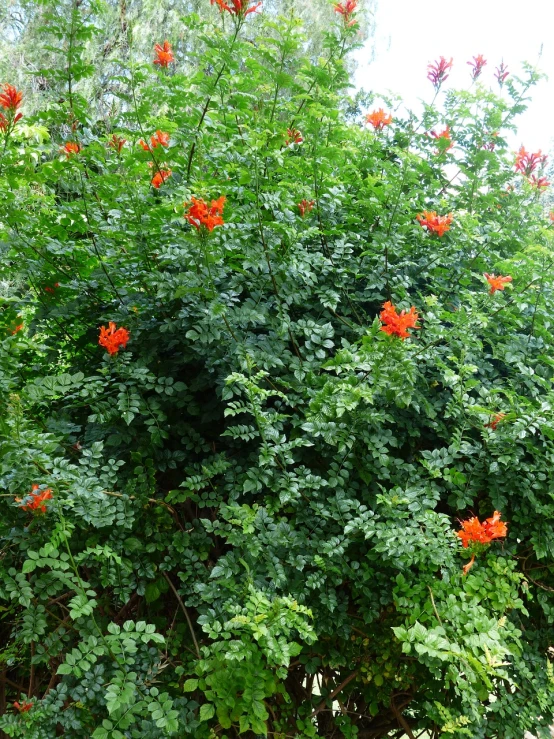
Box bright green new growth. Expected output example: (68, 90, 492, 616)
(0, 1, 553, 737)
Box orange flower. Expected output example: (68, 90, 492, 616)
(108, 134, 126, 153)
(210, 0, 261, 17)
(16, 485, 53, 514)
(430, 125, 453, 152)
(529, 175, 550, 190)
(98, 322, 130, 355)
(13, 701, 33, 713)
(44, 282, 60, 294)
(139, 131, 170, 152)
(468, 54, 486, 80)
(151, 169, 172, 188)
(184, 196, 226, 232)
(298, 199, 315, 217)
(366, 109, 393, 131)
(62, 142, 80, 158)
(0, 83, 23, 111)
(285, 128, 303, 145)
(456, 511, 507, 549)
(416, 211, 453, 237)
(11, 322, 23, 335)
(484, 273, 512, 294)
(379, 301, 420, 340)
(514, 146, 547, 176)
(154, 40, 174, 67)
(427, 57, 453, 89)
(333, 0, 358, 26)
(485, 412, 506, 430)
(549, 211, 554, 222)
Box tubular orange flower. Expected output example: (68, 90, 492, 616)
(485, 412, 506, 430)
(529, 175, 550, 190)
(333, 0, 358, 26)
(416, 211, 453, 237)
(13, 702, 33, 713)
(430, 125, 453, 152)
(0, 83, 23, 111)
(154, 40, 174, 67)
(514, 146, 547, 176)
(16, 485, 53, 514)
(379, 301, 420, 340)
(427, 57, 453, 89)
(298, 199, 315, 217)
(62, 142, 80, 158)
(108, 134, 126, 153)
(366, 109, 393, 131)
(184, 196, 226, 232)
(468, 54, 486, 80)
(139, 131, 170, 152)
(11, 322, 23, 334)
(456, 511, 507, 549)
(44, 282, 60, 294)
(285, 128, 303, 146)
(151, 169, 172, 188)
(210, 0, 261, 17)
(151, 130, 170, 148)
(99, 322, 130, 355)
(484, 273, 512, 294)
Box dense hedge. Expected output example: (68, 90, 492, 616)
(1, 1, 554, 737)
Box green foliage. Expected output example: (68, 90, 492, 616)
(0, 0, 553, 737)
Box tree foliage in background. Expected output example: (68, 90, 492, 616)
(0, 1, 553, 738)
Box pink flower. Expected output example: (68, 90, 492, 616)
(427, 57, 453, 89)
(468, 54, 486, 80)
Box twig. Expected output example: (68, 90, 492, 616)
(310, 669, 358, 717)
(162, 573, 200, 659)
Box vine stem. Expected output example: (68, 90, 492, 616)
(185, 23, 240, 181)
(162, 573, 201, 659)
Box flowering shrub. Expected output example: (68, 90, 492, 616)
(0, 3, 554, 739)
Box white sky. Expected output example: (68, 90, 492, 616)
(354, 0, 554, 154)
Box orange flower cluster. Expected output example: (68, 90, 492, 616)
(298, 199, 315, 217)
(333, 0, 358, 27)
(109, 134, 126, 153)
(484, 273, 512, 294)
(514, 146, 547, 176)
(210, 0, 261, 17)
(416, 211, 453, 237)
(0, 83, 23, 111)
(13, 701, 33, 713)
(184, 196, 226, 232)
(379, 301, 420, 340)
(529, 175, 550, 190)
(99, 322, 130, 355)
(62, 142, 80, 158)
(456, 511, 507, 548)
(285, 128, 303, 145)
(11, 322, 23, 335)
(44, 282, 60, 294)
(485, 412, 506, 430)
(427, 57, 453, 89)
(430, 125, 453, 152)
(151, 169, 172, 188)
(468, 54, 486, 80)
(16, 485, 53, 514)
(366, 109, 393, 131)
(139, 130, 170, 151)
(154, 41, 174, 67)
(0, 83, 23, 130)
